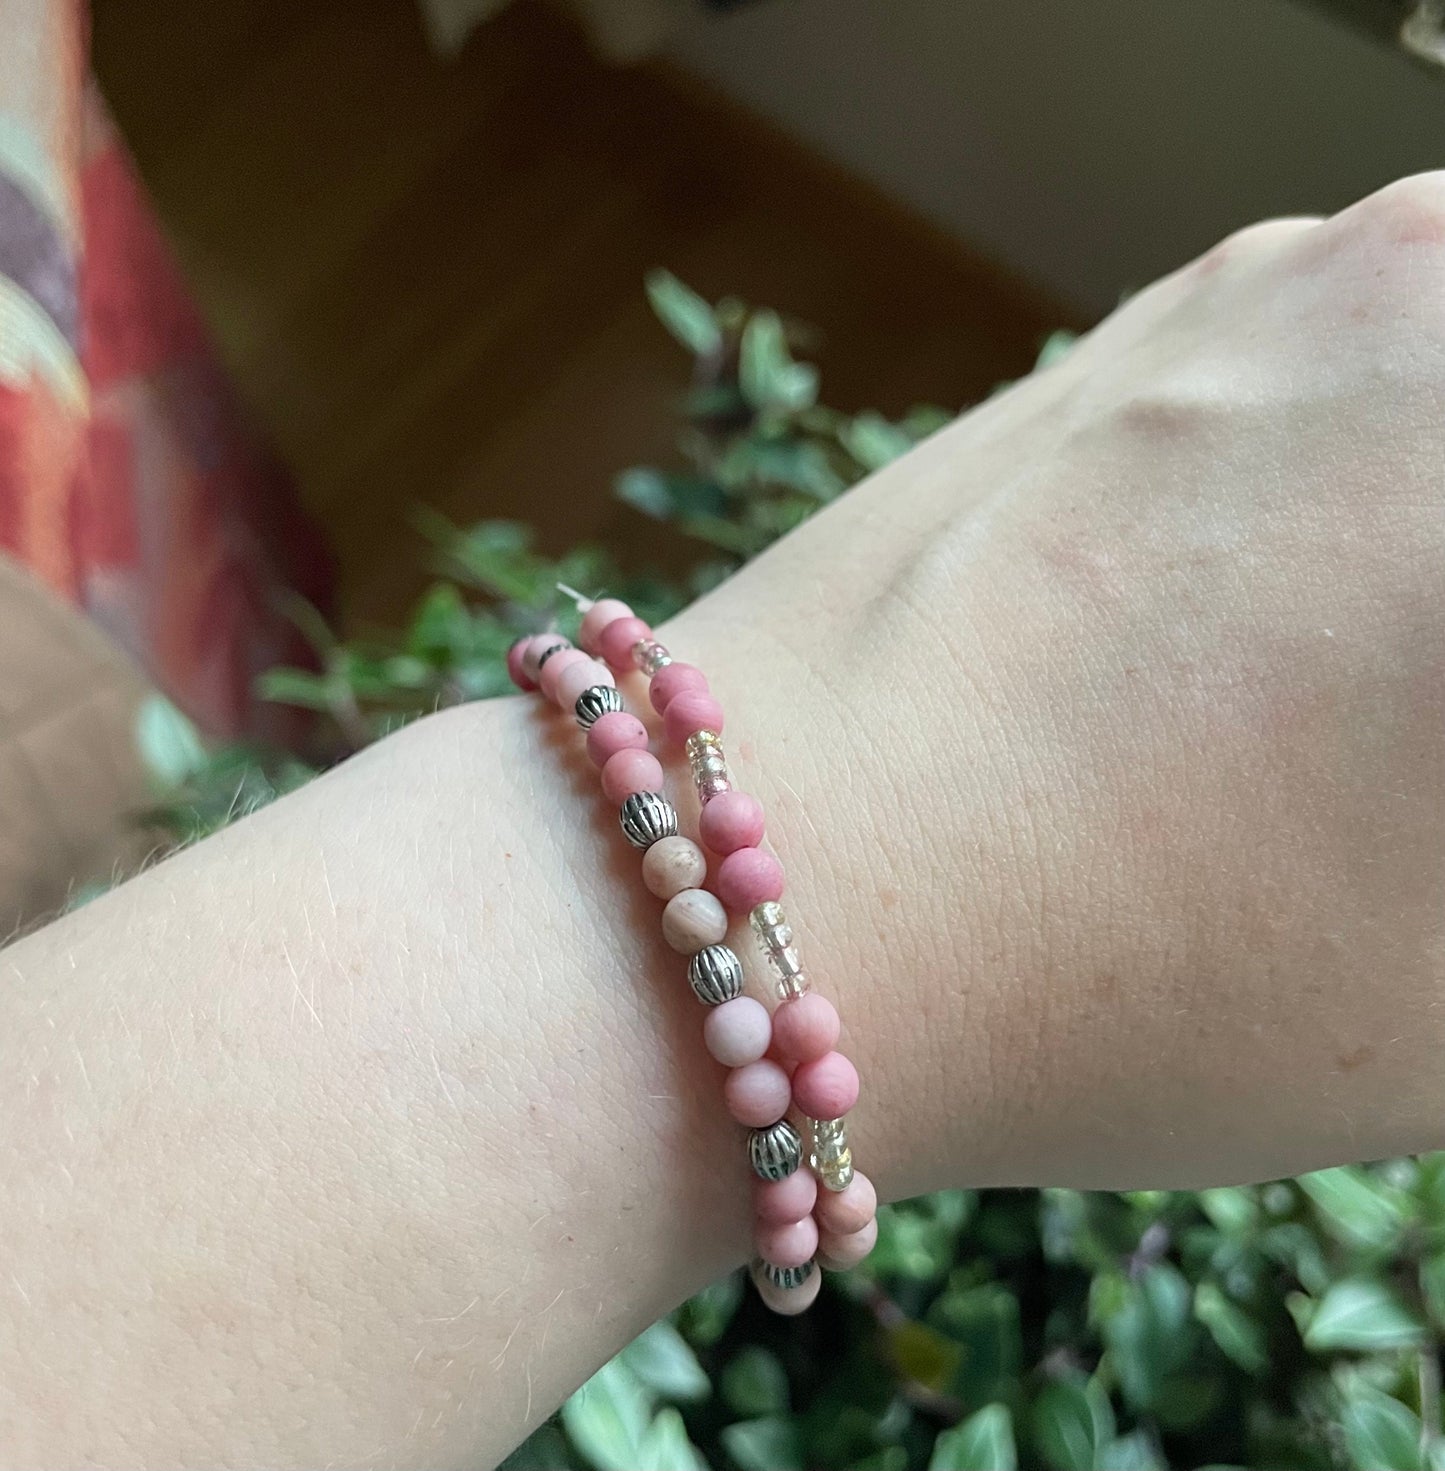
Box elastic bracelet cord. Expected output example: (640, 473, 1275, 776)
(507, 598, 877, 1315)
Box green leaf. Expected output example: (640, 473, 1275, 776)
(135, 695, 208, 785)
(645, 270, 722, 357)
(635, 1408, 708, 1471)
(1030, 1378, 1114, 1471)
(1341, 1384, 1425, 1470)
(739, 310, 817, 412)
(561, 1358, 652, 1471)
(677, 1272, 742, 1347)
(1194, 1282, 1268, 1373)
(929, 1403, 1017, 1471)
(721, 1415, 803, 1471)
(1303, 1278, 1426, 1352)
(839, 412, 915, 471)
(499, 1423, 579, 1471)
(1095, 1263, 1193, 1413)
(1034, 330, 1077, 371)
(1096, 1431, 1165, 1471)
(1299, 1166, 1410, 1250)
(1196, 1187, 1258, 1236)
(618, 1320, 710, 1403)
(720, 1345, 789, 1416)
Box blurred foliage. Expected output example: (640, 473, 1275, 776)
(134, 277, 1445, 1469)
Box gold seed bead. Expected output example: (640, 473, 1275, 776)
(809, 1116, 855, 1192)
(633, 639, 673, 676)
(749, 901, 809, 999)
(686, 730, 731, 804)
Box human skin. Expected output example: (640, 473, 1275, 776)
(1, 176, 1442, 1467)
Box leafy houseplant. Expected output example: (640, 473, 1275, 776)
(137, 277, 1445, 1471)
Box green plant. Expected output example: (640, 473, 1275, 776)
(136, 278, 1445, 1470)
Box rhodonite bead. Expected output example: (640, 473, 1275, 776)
(772, 994, 840, 1063)
(619, 791, 678, 850)
(699, 791, 765, 855)
(520, 632, 568, 682)
(641, 836, 707, 899)
(506, 637, 538, 691)
(586, 712, 649, 767)
(818, 1216, 878, 1272)
(664, 691, 726, 744)
(538, 647, 590, 704)
(750, 1258, 821, 1316)
(599, 616, 653, 673)
(717, 848, 785, 913)
(687, 944, 745, 1005)
(703, 996, 771, 1066)
(755, 1168, 818, 1225)
(601, 748, 665, 804)
(724, 1059, 792, 1127)
(755, 1214, 819, 1270)
(661, 888, 729, 953)
(748, 1120, 804, 1181)
(552, 657, 613, 712)
(792, 1052, 860, 1120)
(814, 1170, 876, 1234)
(579, 598, 633, 653)
(649, 662, 708, 714)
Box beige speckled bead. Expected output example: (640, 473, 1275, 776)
(641, 836, 708, 900)
(661, 887, 729, 954)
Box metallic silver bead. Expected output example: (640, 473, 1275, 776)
(633, 639, 673, 676)
(750, 901, 808, 999)
(619, 791, 678, 850)
(685, 730, 723, 759)
(809, 1116, 855, 1191)
(574, 685, 623, 729)
(748, 1119, 804, 1181)
(686, 730, 731, 805)
(753, 1257, 815, 1290)
(534, 638, 572, 670)
(687, 944, 744, 1006)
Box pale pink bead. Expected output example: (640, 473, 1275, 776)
(699, 791, 765, 856)
(791, 1051, 859, 1119)
(506, 638, 537, 692)
(553, 657, 614, 712)
(661, 888, 728, 953)
(756, 1214, 819, 1270)
(814, 1171, 877, 1237)
(663, 691, 726, 744)
(755, 1169, 819, 1226)
(585, 712, 649, 768)
(819, 1215, 878, 1271)
(772, 994, 841, 1063)
(648, 662, 709, 714)
(724, 1059, 792, 1127)
(601, 748, 665, 804)
(716, 847, 785, 913)
(750, 1261, 821, 1316)
(703, 997, 772, 1067)
(520, 632, 567, 682)
(599, 616, 653, 673)
(579, 598, 633, 654)
(538, 647, 589, 704)
(640, 836, 707, 900)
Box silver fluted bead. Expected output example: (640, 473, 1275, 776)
(809, 1116, 855, 1191)
(687, 944, 744, 1006)
(619, 791, 678, 850)
(534, 638, 572, 670)
(750, 901, 808, 999)
(574, 684, 623, 729)
(753, 1257, 815, 1290)
(633, 639, 673, 676)
(748, 1119, 804, 1181)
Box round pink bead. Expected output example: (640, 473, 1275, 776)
(661, 888, 728, 953)
(819, 1215, 878, 1271)
(579, 598, 633, 654)
(663, 691, 726, 744)
(520, 632, 568, 682)
(552, 657, 614, 714)
(724, 1059, 792, 1128)
(716, 847, 785, 913)
(755, 1169, 818, 1226)
(756, 1214, 819, 1270)
(703, 997, 772, 1068)
(585, 712, 649, 768)
(641, 836, 707, 900)
(751, 1261, 821, 1316)
(699, 791, 765, 856)
(598, 616, 653, 673)
(648, 662, 709, 715)
(537, 648, 590, 705)
(791, 1051, 859, 1120)
(772, 994, 841, 1063)
(506, 638, 538, 692)
(601, 748, 665, 804)
(814, 1171, 876, 1237)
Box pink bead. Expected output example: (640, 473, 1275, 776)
(553, 657, 614, 714)
(641, 837, 707, 899)
(520, 632, 567, 682)
(703, 997, 773, 1067)
(506, 638, 537, 692)
(819, 1215, 878, 1272)
(585, 712, 649, 768)
(716, 847, 785, 913)
(724, 1060, 792, 1128)
(751, 1260, 821, 1316)
(755, 1214, 819, 1270)
(598, 616, 653, 673)
(791, 1051, 860, 1120)
(579, 598, 633, 654)
(661, 888, 728, 953)
(814, 1171, 876, 1237)
(648, 662, 709, 715)
(699, 791, 765, 856)
(601, 748, 665, 804)
(538, 648, 590, 704)
(663, 691, 726, 744)
(755, 1169, 818, 1226)
(772, 994, 841, 1063)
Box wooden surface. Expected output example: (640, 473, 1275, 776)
(90, 0, 1074, 630)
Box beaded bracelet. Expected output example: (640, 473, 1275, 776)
(506, 594, 878, 1315)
